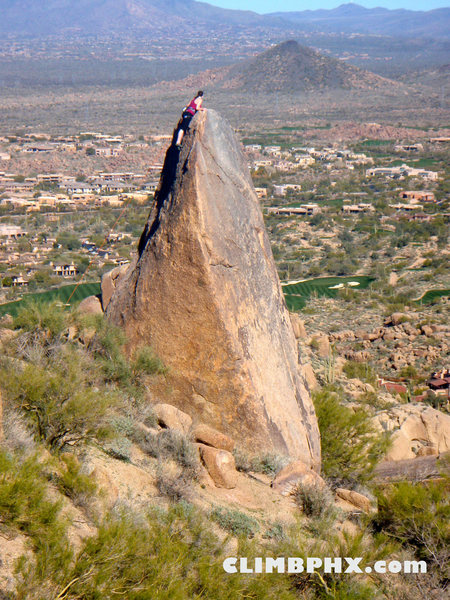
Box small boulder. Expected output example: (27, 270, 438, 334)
(312, 334, 330, 358)
(420, 325, 434, 337)
(197, 443, 237, 489)
(77, 295, 103, 315)
(271, 460, 325, 496)
(78, 327, 96, 346)
(388, 272, 398, 286)
(416, 446, 438, 457)
(335, 488, 373, 513)
(193, 423, 234, 452)
(384, 313, 409, 327)
(289, 313, 307, 339)
(362, 331, 379, 342)
(0, 329, 17, 346)
(153, 403, 192, 434)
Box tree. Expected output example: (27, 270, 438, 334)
(313, 388, 390, 484)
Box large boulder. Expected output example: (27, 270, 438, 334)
(106, 110, 320, 468)
(271, 460, 326, 496)
(77, 295, 103, 315)
(197, 443, 238, 489)
(335, 488, 373, 513)
(153, 403, 192, 434)
(374, 404, 450, 461)
(193, 423, 234, 452)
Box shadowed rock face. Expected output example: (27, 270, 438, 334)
(106, 109, 320, 468)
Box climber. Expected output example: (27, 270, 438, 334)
(174, 91, 205, 147)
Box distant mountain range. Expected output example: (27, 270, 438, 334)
(271, 3, 450, 39)
(0, 1, 448, 38)
(163, 40, 394, 93)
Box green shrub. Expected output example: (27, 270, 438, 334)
(56, 454, 97, 508)
(0, 449, 72, 594)
(233, 448, 288, 476)
(132, 346, 167, 377)
(13, 300, 69, 339)
(313, 388, 390, 484)
(343, 360, 377, 384)
(1, 350, 117, 451)
(19, 505, 298, 600)
(210, 506, 260, 538)
(372, 477, 449, 581)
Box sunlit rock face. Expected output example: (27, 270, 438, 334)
(107, 109, 321, 468)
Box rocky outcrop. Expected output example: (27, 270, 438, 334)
(271, 460, 325, 496)
(107, 109, 320, 468)
(374, 404, 450, 461)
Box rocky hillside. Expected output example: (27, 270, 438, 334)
(106, 109, 320, 465)
(223, 41, 391, 92)
(160, 40, 393, 93)
(0, 0, 274, 35)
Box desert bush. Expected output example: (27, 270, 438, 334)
(13, 300, 69, 340)
(233, 448, 288, 476)
(155, 467, 194, 502)
(132, 346, 167, 378)
(141, 429, 200, 480)
(292, 482, 336, 520)
(56, 454, 97, 508)
(372, 477, 449, 583)
(210, 506, 260, 538)
(82, 314, 166, 391)
(103, 436, 132, 462)
(18, 504, 299, 600)
(313, 388, 390, 484)
(343, 360, 377, 384)
(0, 449, 72, 595)
(1, 350, 117, 451)
(0, 451, 64, 538)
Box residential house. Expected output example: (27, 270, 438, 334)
(273, 184, 301, 196)
(342, 203, 375, 214)
(0, 224, 27, 239)
(399, 191, 436, 203)
(52, 262, 78, 277)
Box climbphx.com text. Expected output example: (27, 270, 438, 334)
(223, 557, 427, 575)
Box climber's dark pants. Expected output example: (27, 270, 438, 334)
(179, 112, 194, 132)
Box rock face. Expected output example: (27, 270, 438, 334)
(101, 263, 129, 311)
(107, 109, 320, 468)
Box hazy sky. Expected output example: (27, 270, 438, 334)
(205, 1, 449, 13)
